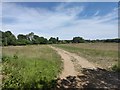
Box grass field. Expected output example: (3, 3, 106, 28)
(1, 43, 119, 89)
(2, 45, 62, 89)
(53, 43, 119, 70)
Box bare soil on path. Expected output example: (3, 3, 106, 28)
(49, 46, 77, 78)
(49, 46, 97, 78)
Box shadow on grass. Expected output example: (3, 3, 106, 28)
(56, 68, 120, 90)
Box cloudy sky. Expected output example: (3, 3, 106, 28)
(2, 2, 118, 40)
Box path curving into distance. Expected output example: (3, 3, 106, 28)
(49, 45, 97, 79)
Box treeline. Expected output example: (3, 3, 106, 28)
(0, 30, 119, 46)
(85, 39, 120, 43)
(0, 31, 56, 46)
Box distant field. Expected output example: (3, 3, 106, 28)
(53, 43, 118, 69)
(2, 45, 62, 89)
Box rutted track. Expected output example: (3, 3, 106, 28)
(49, 46, 77, 78)
(49, 46, 97, 78)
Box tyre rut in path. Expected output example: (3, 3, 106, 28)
(49, 46, 97, 79)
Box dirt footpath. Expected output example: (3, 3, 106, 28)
(50, 46, 77, 78)
(49, 46, 97, 78)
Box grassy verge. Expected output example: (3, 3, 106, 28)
(53, 43, 118, 70)
(2, 45, 62, 89)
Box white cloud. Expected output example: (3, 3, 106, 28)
(54, 2, 84, 16)
(2, 2, 118, 39)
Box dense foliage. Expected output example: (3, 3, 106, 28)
(0, 31, 48, 46)
(73, 37, 85, 43)
(0, 30, 119, 46)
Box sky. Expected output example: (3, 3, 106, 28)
(2, 2, 118, 40)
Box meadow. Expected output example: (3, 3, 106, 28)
(2, 45, 62, 89)
(1, 43, 119, 89)
(53, 43, 119, 70)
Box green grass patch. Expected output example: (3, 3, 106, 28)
(2, 45, 62, 89)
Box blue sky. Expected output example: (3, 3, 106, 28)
(2, 2, 118, 40)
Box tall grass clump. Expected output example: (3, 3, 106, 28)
(2, 45, 62, 89)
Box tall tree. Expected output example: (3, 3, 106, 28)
(32, 35, 40, 44)
(4, 31, 17, 45)
(49, 37, 57, 44)
(0, 31, 3, 46)
(57, 37, 59, 41)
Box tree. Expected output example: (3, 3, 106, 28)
(56, 37, 59, 44)
(32, 35, 48, 44)
(49, 37, 57, 44)
(0, 31, 3, 46)
(17, 34, 30, 45)
(3, 31, 17, 45)
(17, 34, 27, 40)
(39, 37, 48, 44)
(72, 37, 84, 43)
(32, 35, 40, 44)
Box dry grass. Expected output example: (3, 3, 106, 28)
(54, 43, 118, 69)
(63, 43, 118, 51)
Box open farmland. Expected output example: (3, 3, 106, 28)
(1, 43, 120, 89)
(51, 43, 120, 89)
(53, 43, 118, 70)
(2, 45, 62, 89)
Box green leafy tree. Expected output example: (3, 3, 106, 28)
(72, 37, 85, 43)
(32, 35, 48, 44)
(17, 34, 31, 45)
(0, 31, 3, 45)
(39, 37, 48, 44)
(49, 37, 57, 44)
(32, 35, 40, 44)
(17, 34, 27, 40)
(3, 31, 17, 46)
